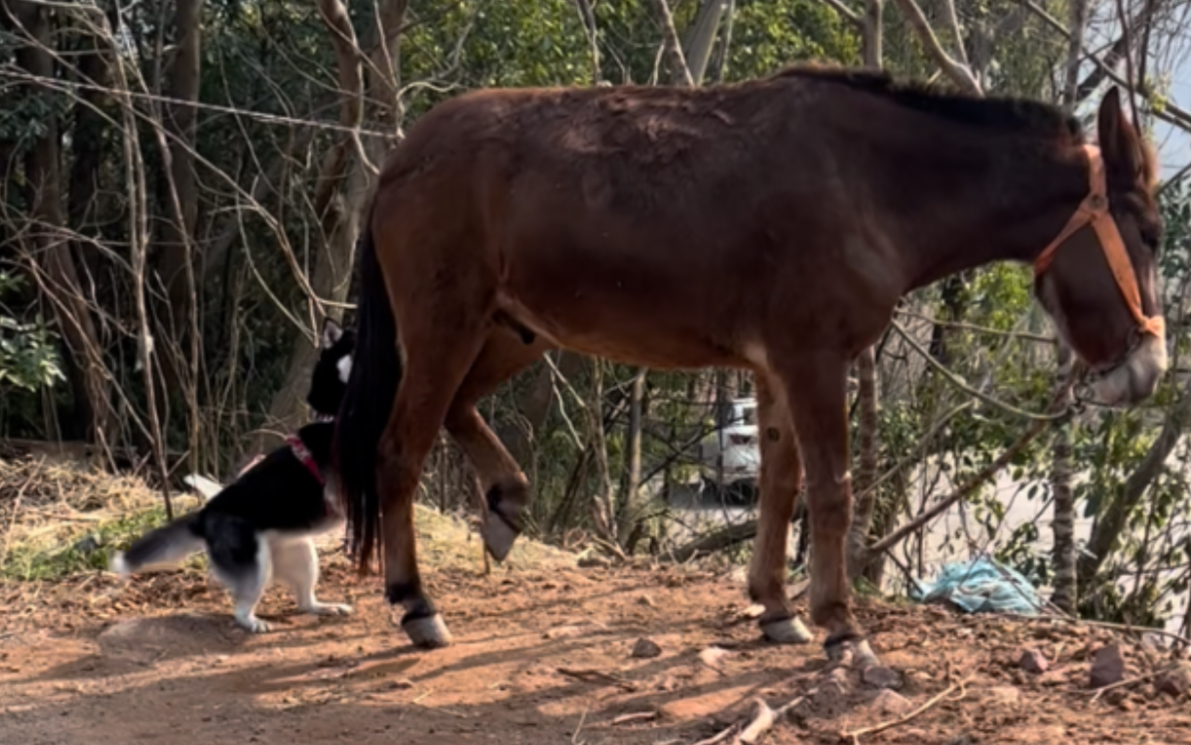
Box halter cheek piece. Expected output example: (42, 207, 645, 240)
(1032, 144, 1165, 343)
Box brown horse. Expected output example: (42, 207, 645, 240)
(333, 66, 1166, 660)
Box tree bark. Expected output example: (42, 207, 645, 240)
(9, 0, 110, 446)
(846, 0, 883, 582)
(617, 368, 648, 540)
(650, 0, 694, 87)
(152, 0, 203, 390)
(248, 0, 408, 454)
(680, 0, 729, 86)
(1078, 377, 1191, 589)
(1050, 345, 1077, 612)
(1050, 0, 1087, 617)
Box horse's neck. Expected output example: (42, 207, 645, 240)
(897, 141, 1088, 292)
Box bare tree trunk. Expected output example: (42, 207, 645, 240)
(589, 360, 618, 543)
(153, 0, 203, 391)
(846, 0, 883, 582)
(847, 347, 880, 579)
(617, 368, 648, 541)
(248, 0, 408, 454)
(649, 0, 694, 87)
(1050, 344, 1077, 612)
(9, 0, 110, 446)
(499, 352, 586, 470)
(1078, 377, 1191, 589)
(680, 0, 729, 86)
(1051, 0, 1087, 616)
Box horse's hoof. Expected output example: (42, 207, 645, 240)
(481, 514, 519, 563)
(401, 613, 452, 649)
(825, 636, 880, 669)
(760, 616, 813, 644)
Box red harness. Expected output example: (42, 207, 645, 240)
(286, 435, 325, 486)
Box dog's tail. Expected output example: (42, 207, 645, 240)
(109, 513, 205, 577)
(333, 207, 402, 574)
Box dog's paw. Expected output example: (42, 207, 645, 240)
(303, 602, 353, 617)
(236, 615, 272, 633)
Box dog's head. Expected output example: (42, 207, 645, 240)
(305, 318, 356, 422)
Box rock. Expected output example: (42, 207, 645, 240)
(73, 535, 101, 554)
(822, 666, 851, 694)
(1155, 663, 1191, 697)
(985, 686, 1022, 705)
(1019, 648, 1049, 674)
(870, 689, 911, 716)
(698, 646, 731, 671)
(1089, 644, 1126, 689)
(630, 638, 662, 659)
(578, 555, 611, 569)
(862, 665, 901, 690)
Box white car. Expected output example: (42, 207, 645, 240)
(697, 397, 761, 504)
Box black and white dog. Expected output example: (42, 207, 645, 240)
(110, 319, 355, 633)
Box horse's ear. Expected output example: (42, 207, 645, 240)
(1096, 86, 1142, 186)
(321, 317, 343, 349)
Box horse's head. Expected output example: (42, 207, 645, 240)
(1034, 87, 1166, 407)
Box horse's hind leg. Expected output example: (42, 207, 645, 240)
(444, 331, 551, 561)
(747, 374, 812, 644)
(378, 321, 488, 649)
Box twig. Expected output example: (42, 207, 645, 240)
(1090, 672, 1155, 702)
(610, 711, 658, 726)
(690, 723, 741, 745)
(842, 677, 970, 741)
(890, 320, 1068, 421)
(690, 694, 807, 745)
(994, 611, 1191, 647)
(572, 704, 589, 744)
(885, 0, 980, 93)
(860, 373, 1073, 566)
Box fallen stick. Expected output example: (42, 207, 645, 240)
(610, 711, 658, 725)
(690, 693, 809, 745)
(1090, 672, 1156, 702)
(841, 678, 969, 742)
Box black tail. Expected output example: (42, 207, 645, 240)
(333, 214, 402, 573)
(109, 513, 204, 576)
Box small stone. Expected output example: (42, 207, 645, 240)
(870, 689, 911, 716)
(1090, 644, 1126, 689)
(698, 646, 732, 670)
(985, 686, 1022, 705)
(1155, 663, 1191, 697)
(73, 535, 101, 554)
(1018, 648, 1049, 674)
(824, 666, 852, 695)
(578, 555, 611, 569)
(862, 665, 901, 690)
(388, 679, 413, 690)
(631, 638, 662, 659)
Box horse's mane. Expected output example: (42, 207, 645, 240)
(774, 64, 1083, 141)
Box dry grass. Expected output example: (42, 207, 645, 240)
(0, 455, 574, 583)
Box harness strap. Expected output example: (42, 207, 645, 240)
(1033, 144, 1164, 340)
(286, 434, 325, 486)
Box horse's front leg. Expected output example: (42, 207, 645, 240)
(774, 351, 878, 665)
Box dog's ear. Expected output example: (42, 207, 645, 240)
(321, 318, 343, 350)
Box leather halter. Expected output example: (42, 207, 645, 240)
(286, 434, 325, 486)
(1033, 144, 1165, 340)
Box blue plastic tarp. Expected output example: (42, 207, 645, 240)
(910, 557, 1044, 616)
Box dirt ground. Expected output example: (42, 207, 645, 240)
(4, 534, 1191, 745)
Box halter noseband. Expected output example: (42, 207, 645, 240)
(1032, 144, 1165, 341)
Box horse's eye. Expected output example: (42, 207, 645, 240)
(1141, 227, 1162, 250)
